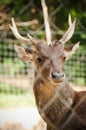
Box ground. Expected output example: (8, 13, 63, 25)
(0, 107, 46, 130)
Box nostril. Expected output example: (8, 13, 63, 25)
(51, 72, 65, 80)
(61, 73, 65, 77)
(51, 72, 57, 79)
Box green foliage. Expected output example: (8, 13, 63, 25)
(0, 0, 13, 5)
(0, 0, 86, 43)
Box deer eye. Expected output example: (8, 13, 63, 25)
(63, 57, 66, 61)
(36, 57, 42, 63)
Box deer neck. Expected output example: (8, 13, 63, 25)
(33, 78, 75, 109)
(33, 78, 75, 127)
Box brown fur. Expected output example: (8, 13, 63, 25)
(11, 17, 86, 130)
(14, 42, 86, 130)
(32, 44, 86, 130)
(15, 43, 86, 130)
(34, 77, 86, 130)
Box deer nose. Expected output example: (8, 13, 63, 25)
(51, 72, 65, 80)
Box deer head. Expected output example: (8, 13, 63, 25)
(9, 15, 79, 86)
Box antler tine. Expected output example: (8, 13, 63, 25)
(59, 14, 76, 44)
(9, 18, 38, 46)
(68, 14, 72, 26)
(27, 33, 39, 45)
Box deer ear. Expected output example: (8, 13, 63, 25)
(64, 42, 79, 60)
(14, 44, 33, 63)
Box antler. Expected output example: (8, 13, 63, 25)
(9, 18, 39, 46)
(59, 14, 76, 43)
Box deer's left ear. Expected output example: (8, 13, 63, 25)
(64, 42, 79, 60)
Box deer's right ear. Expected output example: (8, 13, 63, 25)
(14, 44, 33, 63)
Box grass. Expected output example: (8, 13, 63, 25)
(0, 81, 36, 109)
(0, 92, 36, 108)
(0, 82, 28, 94)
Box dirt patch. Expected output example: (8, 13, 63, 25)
(0, 122, 26, 130)
(0, 107, 46, 130)
(0, 119, 46, 130)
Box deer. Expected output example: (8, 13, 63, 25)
(9, 15, 86, 130)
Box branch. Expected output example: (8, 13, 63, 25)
(16, 19, 38, 27)
(41, 0, 52, 45)
(0, 19, 38, 31)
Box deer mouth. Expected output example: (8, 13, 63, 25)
(48, 75, 65, 86)
(53, 76, 65, 82)
(53, 79, 64, 84)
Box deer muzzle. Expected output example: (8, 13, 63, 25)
(51, 72, 65, 82)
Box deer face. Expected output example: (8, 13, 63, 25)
(14, 40, 79, 86)
(9, 15, 79, 86)
(34, 42, 65, 85)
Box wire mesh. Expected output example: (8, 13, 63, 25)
(0, 0, 86, 108)
(0, 1, 86, 130)
(65, 48, 86, 86)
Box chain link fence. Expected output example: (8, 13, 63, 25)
(0, 1, 86, 130)
(0, 0, 86, 108)
(65, 48, 86, 86)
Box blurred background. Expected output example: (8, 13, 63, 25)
(0, 0, 86, 130)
